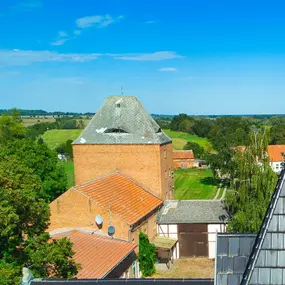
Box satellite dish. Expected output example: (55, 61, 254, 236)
(108, 226, 115, 236)
(95, 215, 103, 225)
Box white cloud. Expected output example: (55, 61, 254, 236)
(110, 51, 184, 61)
(159, 67, 177, 72)
(74, 30, 82, 35)
(145, 20, 156, 24)
(76, 14, 123, 29)
(0, 49, 100, 66)
(51, 39, 68, 46)
(58, 31, 68, 38)
(51, 31, 70, 46)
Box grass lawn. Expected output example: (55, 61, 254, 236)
(174, 168, 219, 200)
(41, 129, 82, 149)
(59, 161, 75, 189)
(162, 129, 213, 150)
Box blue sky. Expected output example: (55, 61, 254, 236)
(1, 0, 285, 115)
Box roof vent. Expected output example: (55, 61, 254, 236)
(104, 128, 127, 134)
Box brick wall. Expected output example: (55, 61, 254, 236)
(173, 158, 195, 169)
(73, 143, 173, 200)
(49, 189, 130, 240)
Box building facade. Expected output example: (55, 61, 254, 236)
(157, 200, 228, 259)
(268, 145, 285, 173)
(172, 150, 195, 169)
(72, 96, 174, 200)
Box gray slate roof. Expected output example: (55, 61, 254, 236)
(216, 233, 257, 285)
(241, 169, 285, 285)
(73, 96, 172, 145)
(157, 200, 229, 224)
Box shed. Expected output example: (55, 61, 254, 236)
(157, 200, 229, 258)
(152, 236, 179, 268)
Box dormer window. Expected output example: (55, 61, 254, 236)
(104, 128, 127, 133)
(156, 128, 162, 133)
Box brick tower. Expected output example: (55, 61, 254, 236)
(72, 96, 174, 200)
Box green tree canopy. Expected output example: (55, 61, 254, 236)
(0, 114, 79, 284)
(138, 233, 156, 277)
(226, 129, 278, 232)
(183, 141, 205, 159)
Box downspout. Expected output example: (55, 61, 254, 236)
(214, 231, 218, 285)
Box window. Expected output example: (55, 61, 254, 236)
(125, 270, 129, 279)
(104, 128, 127, 133)
(132, 262, 136, 278)
(169, 168, 171, 177)
(164, 150, 167, 159)
(165, 170, 167, 179)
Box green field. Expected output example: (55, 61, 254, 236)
(162, 129, 212, 150)
(174, 168, 219, 200)
(41, 129, 82, 149)
(59, 161, 75, 189)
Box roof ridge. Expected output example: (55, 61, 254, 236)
(118, 171, 162, 201)
(70, 170, 120, 189)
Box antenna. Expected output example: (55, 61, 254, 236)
(121, 86, 123, 95)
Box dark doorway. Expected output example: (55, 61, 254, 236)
(178, 224, 208, 257)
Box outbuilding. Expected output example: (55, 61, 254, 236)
(157, 200, 228, 259)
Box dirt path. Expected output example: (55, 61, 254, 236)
(153, 258, 214, 279)
(213, 184, 222, 200)
(220, 186, 227, 200)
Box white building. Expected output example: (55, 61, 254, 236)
(157, 200, 228, 259)
(268, 145, 285, 174)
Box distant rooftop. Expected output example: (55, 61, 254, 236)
(73, 96, 172, 145)
(157, 200, 229, 224)
(173, 150, 194, 160)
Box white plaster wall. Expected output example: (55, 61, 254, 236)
(270, 161, 282, 173)
(158, 224, 179, 259)
(208, 224, 226, 259)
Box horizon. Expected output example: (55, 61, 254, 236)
(1, 0, 285, 115)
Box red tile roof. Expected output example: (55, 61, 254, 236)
(268, 145, 285, 162)
(53, 230, 136, 279)
(173, 150, 194, 160)
(73, 172, 162, 225)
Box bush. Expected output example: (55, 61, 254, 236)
(138, 233, 156, 277)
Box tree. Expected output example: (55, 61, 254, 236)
(226, 129, 278, 232)
(0, 115, 26, 141)
(169, 114, 194, 133)
(184, 141, 205, 159)
(0, 117, 79, 285)
(138, 233, 156, 277)
(0, 139, 67, 201)
(24, 233, 80, 278)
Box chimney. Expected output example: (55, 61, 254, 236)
(20, 267, 33, 285)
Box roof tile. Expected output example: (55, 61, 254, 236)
(73, 172, 163, 225)
(53, 230, 136, 279)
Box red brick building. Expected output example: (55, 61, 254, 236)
(72, 96, 174, 200)
(172, 150, 195, 169)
